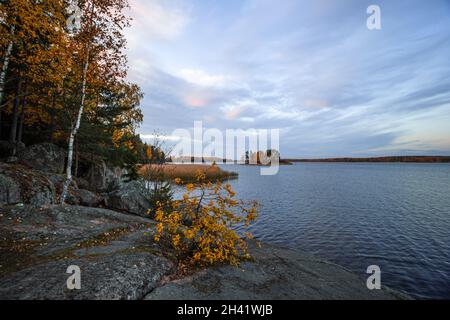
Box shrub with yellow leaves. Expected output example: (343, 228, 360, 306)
(152, 171, 259, 271)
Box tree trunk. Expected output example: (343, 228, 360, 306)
(0, 97, 2, 139)
(9, 78, 22, 144)
(0, 26, 15, 136)
(74, 137, 79, 178)
(60, 48, 90, 204)
(49, 95, 56, 142)
(17, 82, 28, 144)
(0, 27, 14, 105)
(61, 1, 95, 204)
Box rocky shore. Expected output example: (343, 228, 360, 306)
(0, 142, 409, 300)
(0, 204, 408, 300)
(0, 143, 153, 217)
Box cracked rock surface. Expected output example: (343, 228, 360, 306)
(0, 205, 174, 300)
(146, 242, 410, 300)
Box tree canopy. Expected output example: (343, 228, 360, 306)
(0, 0, 158, 184)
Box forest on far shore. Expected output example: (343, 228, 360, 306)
(287, 156, 450, 163)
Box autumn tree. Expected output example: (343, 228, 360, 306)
(60, 0, 132, 204)
(0, 0, 68, 149)
(153, 172, 259, 272)
(1, 0, 146, 197)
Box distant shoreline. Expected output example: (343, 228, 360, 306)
(286, 156, 450, 163)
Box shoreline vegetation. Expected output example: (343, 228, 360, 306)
(139, 163, 239, 183)
(287, 156, 450, 163)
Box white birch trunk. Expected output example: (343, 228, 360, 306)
(0, 26, 15, 105)
(60, 48, 90, 205)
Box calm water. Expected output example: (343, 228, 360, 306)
(213, 163, 450, 299)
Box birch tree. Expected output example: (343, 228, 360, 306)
(0, 25, 14, 107)
(60, 0, 131, 204)
(0, 3, 15, 133)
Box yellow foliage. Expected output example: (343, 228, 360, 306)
(152, 172, 259, 270)
(146, 146, 153, 159)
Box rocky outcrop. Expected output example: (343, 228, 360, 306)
(85, 160, 126, 192)
(73, 188, 103, 207)
(17, 143, 65, 174)
(1, 252, 174, 300)
(104, 181, 152, 217)
(146, 242, 410, 300)
(0, 163, 55, 206)
(46, 172, 78, 193)
(105, 166, 126, 191)
(1, 253, 173, 300)
(0, 171, 21, 204)
(75, 177, 90, 191)
(0, 141, 26, 160)
(0, 163, 100, 207)
(0, 145, 123, 208)
(0, 205, 175, 300)
(2, 142, 128, 200)
(85, 161, 107, 192)
(0, 204, 409, 300)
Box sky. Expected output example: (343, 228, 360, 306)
(124, 0, 450, 158)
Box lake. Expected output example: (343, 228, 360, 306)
(213, 163, 450, 299)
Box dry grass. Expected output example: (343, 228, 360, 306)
(139, 164, 238, 183)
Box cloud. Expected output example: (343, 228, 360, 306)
(178, 69, 227, 87)
(126, 0, 450, 157)
(127, 0, 189, 41)
(221, 100, 255, 120)
(140, 134, 182, 142)
(303, 99, 329, 109)
(183, 94, 210, 108)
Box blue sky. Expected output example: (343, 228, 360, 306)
(125, 0, 450, 158)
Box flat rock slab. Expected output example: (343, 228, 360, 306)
(0, 205, 174, 300)
(0, 252, 173, 300)
(146, 243, 409, 300)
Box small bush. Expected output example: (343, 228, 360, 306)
(147, 181, 173, 211)
(141, 163, 174, 211)
(152, 172, 259, 272)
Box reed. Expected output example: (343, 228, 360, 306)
(139, 164, 238, 183)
